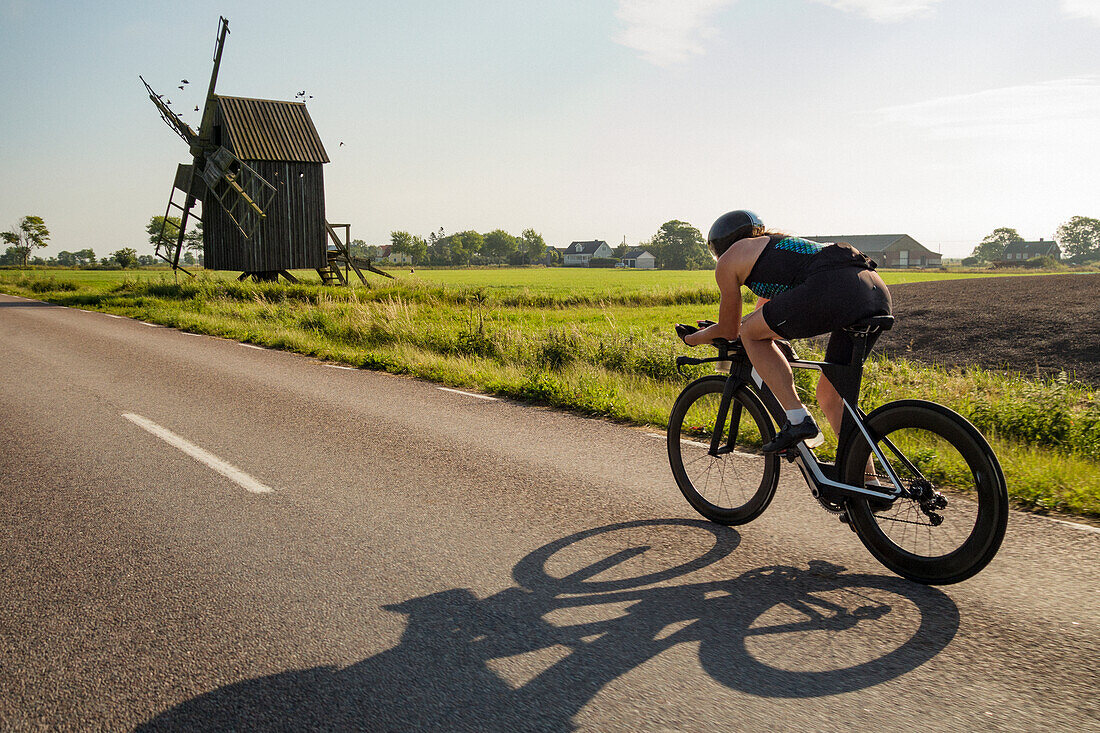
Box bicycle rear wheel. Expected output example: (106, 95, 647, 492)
(668, 376, 780, 525)
(841, 400, 1008, 585)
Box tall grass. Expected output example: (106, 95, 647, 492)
(3, 269, 1097, 518)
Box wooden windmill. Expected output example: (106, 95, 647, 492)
(141, 16, 389, 283)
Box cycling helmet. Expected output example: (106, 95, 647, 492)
(707, 210, 765, 259)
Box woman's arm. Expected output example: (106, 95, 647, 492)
(685, 257, 742, 345)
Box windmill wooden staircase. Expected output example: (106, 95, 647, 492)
(318, 222, 393, 285)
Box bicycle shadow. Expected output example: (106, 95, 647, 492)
(137, 519, 959, 732)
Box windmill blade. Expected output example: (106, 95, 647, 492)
(193, 17, 230, 152)
(140, 76, 197, 145)
(201, 146, 276, 239)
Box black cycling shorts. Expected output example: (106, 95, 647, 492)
(761, 265, 891, 364)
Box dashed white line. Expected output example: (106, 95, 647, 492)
(646, 432, 756, 457)
(240, 343, 266, 350)
(325, 364, 355, 370)
(104, 314, 123, 319)
(139, 322, 159, 327)
(437, 387, 498, 401)
(122, 413, 273, 494)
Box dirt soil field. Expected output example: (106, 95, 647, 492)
(865, 274, 1100, 384)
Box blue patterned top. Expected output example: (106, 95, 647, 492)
(744, 236, 826, 298)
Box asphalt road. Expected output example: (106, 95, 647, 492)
(1, 293, 1097, 732)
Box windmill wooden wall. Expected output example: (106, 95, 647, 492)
(202, 96, 330, 272)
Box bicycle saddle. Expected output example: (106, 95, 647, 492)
(843, 315, 894, 334)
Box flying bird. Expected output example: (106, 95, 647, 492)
(178, 85, 184, 90)
(339, 141, 344, 147)
(181, 79, 189, 84)
(194, 105, 200, 111)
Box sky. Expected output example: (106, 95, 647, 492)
(1, 0, 1098, 260)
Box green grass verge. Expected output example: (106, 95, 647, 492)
(3, 269, 1097, 520)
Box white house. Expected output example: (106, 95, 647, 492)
(378, 244, 412, 265)
(622, 247, 656, 269)
(563, 240, 613, 267)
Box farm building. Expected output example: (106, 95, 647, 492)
(999, 239, 1061, 263)
(622, 247, 656, 269)
(806, 234, 941, 268)
(563, 240, 614, 266)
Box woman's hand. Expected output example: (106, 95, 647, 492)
(675, 323, 699, 346)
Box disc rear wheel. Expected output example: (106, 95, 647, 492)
(842, 400, 1008, 584)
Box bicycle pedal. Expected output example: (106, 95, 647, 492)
(781, 449, 798, 463)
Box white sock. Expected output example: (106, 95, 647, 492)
(785, 407, 810, 424)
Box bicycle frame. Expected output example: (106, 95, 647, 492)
(678, 341, 915, 504)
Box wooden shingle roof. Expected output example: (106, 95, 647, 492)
(217, 95, 330, 163)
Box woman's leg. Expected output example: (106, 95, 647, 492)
(740, 310, 802, 410)
(816, 375, 843, 434)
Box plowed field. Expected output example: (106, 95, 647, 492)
(869, 274, 1100, 384)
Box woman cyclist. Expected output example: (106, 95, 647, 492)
(678, 210, 891, 454)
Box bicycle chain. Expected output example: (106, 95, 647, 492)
(814, 494, 846, 515)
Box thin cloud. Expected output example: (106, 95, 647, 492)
(871, 77, 1100, 138)
(809, 0, 945, 22)
(1061, 0, 1100, 24)
(613, 0, 733, 66)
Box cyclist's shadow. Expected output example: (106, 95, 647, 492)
(138, 519, 960, 732)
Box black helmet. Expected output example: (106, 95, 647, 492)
(707, 210, 765, 259)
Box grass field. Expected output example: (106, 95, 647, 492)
(3, 267, 1097, 521)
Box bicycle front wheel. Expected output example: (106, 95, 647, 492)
(840, 400, 1008, 585)
(668, 376, 780, 525)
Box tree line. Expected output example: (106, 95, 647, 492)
(969, 216, 1100, 264)
(375, 220, 715, 270)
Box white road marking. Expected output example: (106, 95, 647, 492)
(646, 432, 756, 458)
(438, 387, 498, 401)
(325, 364, 355, 370)
(104, 314, 123, 319)
(240, 343, 266, 350)
(122, 413, 273, 494)
(139, 322, 159, 327)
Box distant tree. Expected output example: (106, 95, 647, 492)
(137, 254, 155, 266)
(113, 248, 138, 268)
(147, 215, 200, 252)
(0, 246, 20, 265)
(185, 219, 203, 252)
(2, 215, 50, 267)
(75, 248, 95, 266)
(482, 229, 519, 262)
(183, 251, 196, 265)
(649, 220, 709, 269)
(516, 228, 548, 265)
(447, 231, 483, 266)
(971, 227, 1022, 263)
(57, 250, 78, 266)
(147, 216, 181, 247)
(349, 238, 381, 261)
(613, 241, 629, 258)
(1055, 216, 1100, 262)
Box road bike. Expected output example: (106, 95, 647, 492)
(667, 316, 1008, 585)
